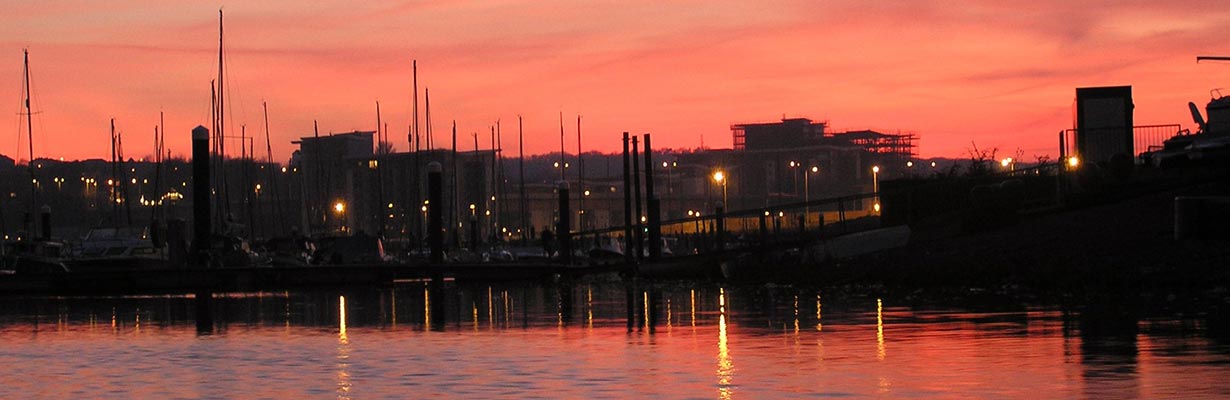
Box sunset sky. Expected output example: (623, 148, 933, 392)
(2, 1, 1229, 164)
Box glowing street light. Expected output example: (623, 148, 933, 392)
(871, 166, 880, 193)
(333, 201, 346, 214)
(871, 166, 881, 215)
(713, 170, 728, 206)
(805, 166, 818, 217)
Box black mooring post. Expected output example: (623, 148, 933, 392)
(773, 213, 781, 240)
(647, 198, 661, 259)
(191, 125, 211, 267)
(643, 134, 661, 260)
(39, 205, 51, 241)
(195, 290, 213, 335)
(621, 132, 634, 269)
(647, 287, 660, 334)
(759, 212, 768, 245)
(427, 162, 444, 264)
(468, 216, 478, 251)
(631, 137, 643, 262)
(625, 280, 636, 332)
(557, 181, 572, 265)
(715, 202, 726, 252)
(798, 214, 806, 240)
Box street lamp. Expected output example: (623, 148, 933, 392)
(787, 160, 799, 198)
(662, 160, 677, 195)
(871, 166, 880, 192)
(871, 166, 880, 214)
(334, 200, 347, 232)
(805, 166, 818, 218)
(713, 170, 727, 207)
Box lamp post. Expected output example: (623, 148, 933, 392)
(871, 165, 880, 215)
(581, 189, 591, 231)
(806, 166, 818, 219)
(1001, 157, 1015, 174)
(787, 160, 798, 198)
(333, 200, 346, 233)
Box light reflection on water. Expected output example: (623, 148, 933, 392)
(1, 284, 1230, 398)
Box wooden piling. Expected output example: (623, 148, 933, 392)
(191, 126, 211, 267)
(427, 162, 444, 264)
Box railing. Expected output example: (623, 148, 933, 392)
(1062, 124, 1184, 163)
(571, 192, 883, 257)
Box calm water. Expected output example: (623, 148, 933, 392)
(2, 283, 1229, 399)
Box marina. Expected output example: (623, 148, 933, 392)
(3, 3, 1230, 398)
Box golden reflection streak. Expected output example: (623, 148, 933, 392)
(876, 298, 885, 361)
(504, 290, 511, 325)
(111, 308, 116, 332)
(816, 293, 823, 332)
(719, 287, 726, 314)
(793, 295, 799, 334)
(337, 295, 352, 399)
(285, 290, 292, 330)
(717, 313, 733, 400)
(134, 309, 141, 334)
(487, 287, 494, 329)
(474, 302, 480, 331)
(586, 287, 593, 329)
(423, 285, 431, 328)
(690, 290, 696, 327)
(339, 296, 348, 344)
(643, 291, 650, 328)
(666, 299, 672, 329)
(390, 289, 397, 328)
(557, 295, 564, 329)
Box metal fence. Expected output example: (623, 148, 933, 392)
(1062, 124, 1184, 163)
(572, 192, 883, 257)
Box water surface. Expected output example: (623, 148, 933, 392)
(1, 283, 1228, 398)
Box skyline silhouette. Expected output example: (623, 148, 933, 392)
(2, 1, 1227, 163)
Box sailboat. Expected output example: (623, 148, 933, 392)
(1, 49, 69, 275)
(64, 120, 171, 272)
(202, 9, 269, 268)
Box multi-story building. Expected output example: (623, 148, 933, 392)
(289, 117, 919, 248)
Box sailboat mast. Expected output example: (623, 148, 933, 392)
(110, 119, 118, 223)
(413, 60, 421, 149)
(375, 101, 384, 237)
(118, 131, 132, 227)
(518, 115, 526, 243)
(496, 120, 503, 239)
(451, 120, 458, 236)
(23, 49, 36, 216)
(577, 115, 583, 231)
(216, 8, 229, 228)
(262, 101, 285, 235)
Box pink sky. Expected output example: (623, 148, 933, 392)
(3, 1, 1229, 163)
